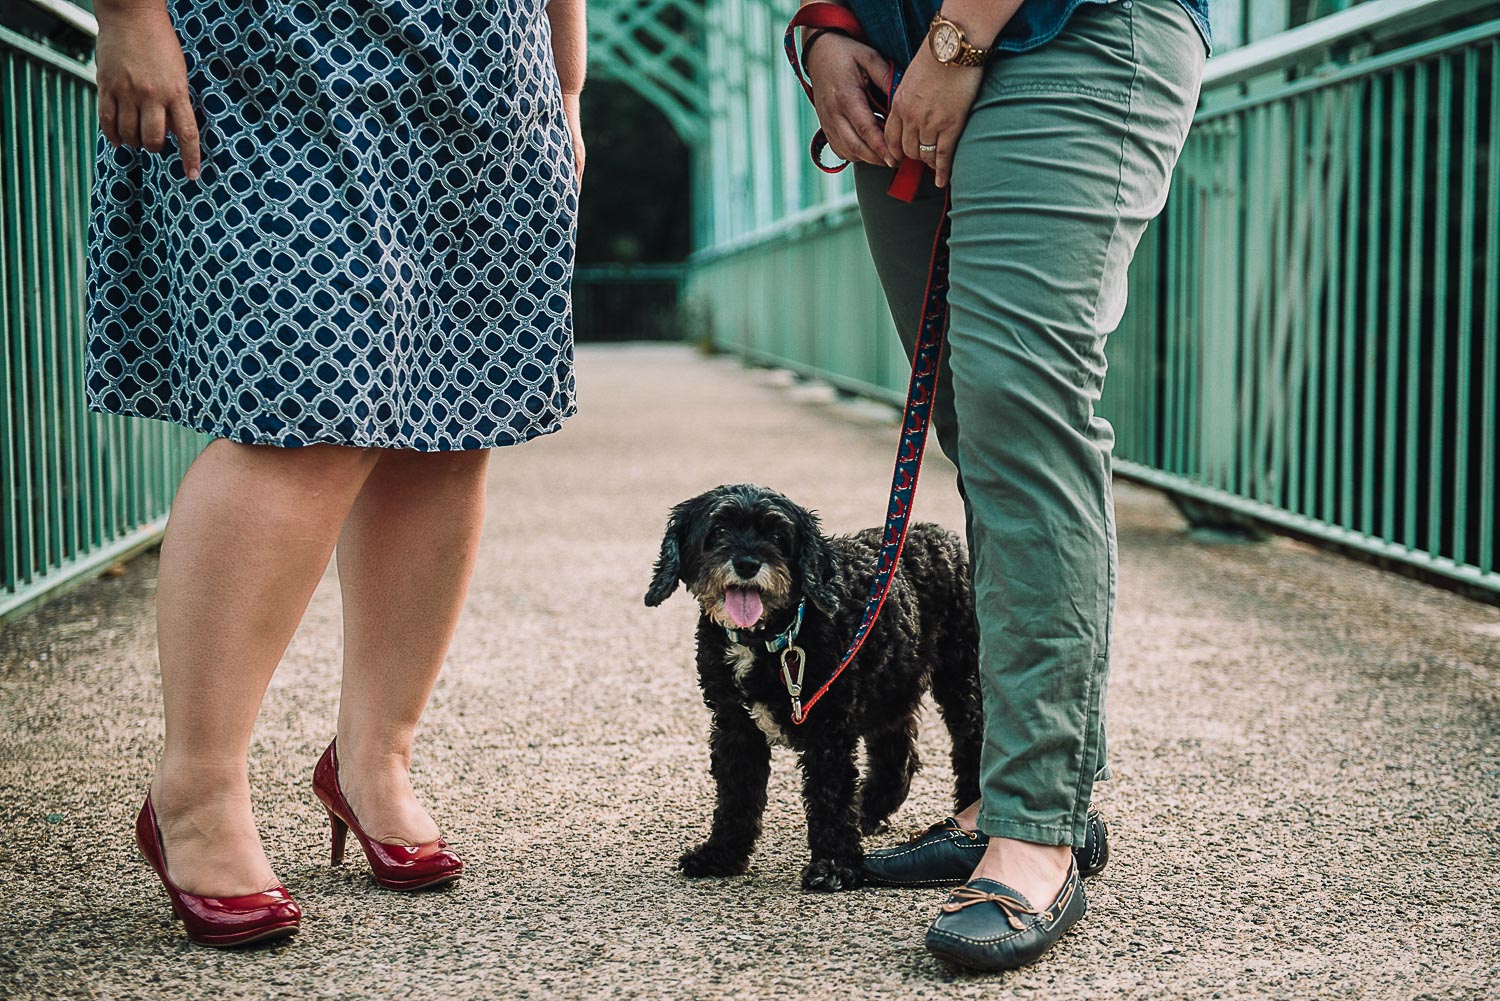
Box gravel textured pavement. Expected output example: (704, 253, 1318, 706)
(2, 344, 1498, 1000)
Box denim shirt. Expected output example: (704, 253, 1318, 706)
(846, 0, 1212, 67)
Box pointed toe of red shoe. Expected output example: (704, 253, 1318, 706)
(172, 886, 302, 947)
(362, 838, 464, 890)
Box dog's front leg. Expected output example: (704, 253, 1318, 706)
(678, 704, 771, 878)
(798, 730, 864, 892)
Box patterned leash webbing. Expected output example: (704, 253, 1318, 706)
(783, 3, 951, 725)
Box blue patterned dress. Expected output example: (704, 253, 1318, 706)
(87, 0, 578, 451)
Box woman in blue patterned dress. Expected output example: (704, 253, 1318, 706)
(88, 0, 584, 946)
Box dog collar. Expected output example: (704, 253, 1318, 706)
(725, 598, 806, 653)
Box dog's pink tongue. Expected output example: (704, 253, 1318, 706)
(725, 587, 764, 629)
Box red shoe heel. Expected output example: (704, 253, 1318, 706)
(135, 795, 300, 948)
(328, 809, 348, 865)
(313, 739, 462, 891)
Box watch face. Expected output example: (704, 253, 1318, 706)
(932, 23, 961, 62)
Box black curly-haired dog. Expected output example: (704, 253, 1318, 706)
(645, 483, 983, 892)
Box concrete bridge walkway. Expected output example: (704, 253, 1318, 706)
(2, 345, 1497, 1000)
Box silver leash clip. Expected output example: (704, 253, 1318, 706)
(780, 645, 806, 723)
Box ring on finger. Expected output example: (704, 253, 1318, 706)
(918, 142, 938, 154)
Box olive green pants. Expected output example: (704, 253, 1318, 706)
(855, 0, 1203, 846)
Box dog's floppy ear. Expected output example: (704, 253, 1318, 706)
(791, 504, 840, 616)
(645, 495, 706, 607)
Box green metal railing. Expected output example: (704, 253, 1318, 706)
(689, 1, 1500, 596)
(1, 18, 203, 624)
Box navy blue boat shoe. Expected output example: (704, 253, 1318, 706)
(863, 808, 1108, 888)
(924, 859, 1086, 972)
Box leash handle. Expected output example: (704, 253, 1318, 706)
(783, 2, 927, 201)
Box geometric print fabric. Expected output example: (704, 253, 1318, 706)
(87, 0, 578, 450)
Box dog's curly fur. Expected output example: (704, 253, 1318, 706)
(646, 484, 983, 892)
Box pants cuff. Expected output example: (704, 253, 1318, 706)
(974, 816, 1075, 847)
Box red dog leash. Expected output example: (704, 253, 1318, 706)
(782, 2, 952, 725)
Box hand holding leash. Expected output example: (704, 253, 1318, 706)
(883, 46, 982, 189)
(804, 33, 897, 169)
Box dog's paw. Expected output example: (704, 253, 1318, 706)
(859, 816, 892, 837)
(801, 857, 864, 892)
(678, 843, 750, 878)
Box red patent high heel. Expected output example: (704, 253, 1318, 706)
(135, 795, 300, 948)
(313, 739, 463, 891)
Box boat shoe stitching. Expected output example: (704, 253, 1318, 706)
(869, 826, 983, 863)
(931, 877, 1078, 945)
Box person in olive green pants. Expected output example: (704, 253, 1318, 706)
(803, 0, 1205, 969)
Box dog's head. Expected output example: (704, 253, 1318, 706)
(644, 484, 839, 630)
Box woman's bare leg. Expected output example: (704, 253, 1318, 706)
(332, 449, 490, 843)
(150, 440, 380, 895)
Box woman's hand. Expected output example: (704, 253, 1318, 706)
(562, 92, 586, 186)
(95, 2, 201, 180)
(804, 33, 896, 168)
(883, 47, 982, 188)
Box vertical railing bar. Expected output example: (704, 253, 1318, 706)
(1256, 104, 1283, 505)
(1478, 41, 1499, 576)
(0, 50, 16, 595)
(76, 80, 99, 549)
(38, 62, 66, 573)
(1163, 152, 1181, 474)
(1236, 107, 1259, 502)
(56, 73, 83, 571)
(1448, 47, 1477, 569)
(1338, 77, 1364, 534)
(1267, 100, 1299, 511)
(81, 87, 105, 554)
(18, 58, 41, 582)
(1403, 60, 1430, 554)
(1426, 56, 1452, 560)
(1361, 73, 1384, 540)
(1286, 95, 1311, 515)
(1381, 68, 1406, 545)
(14, 59, 39, 585)
(1217, 118, 1237, 491)
(1320, 83, 1347, 526)
(1185, 159, 1200, 480)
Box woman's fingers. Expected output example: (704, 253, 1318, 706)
(99, 92, 120, 147)
(903, 124, 926, 165)
(169, 95, 201, 179)
(846, 105, 888, 166)
(116, 98, 141, 150)
(829, 119, 877, 166)
(933, 134, 955, 189)
(884, 109, 905, 163)
(834, 99, 889, 166)
(140, 102, 167, 154)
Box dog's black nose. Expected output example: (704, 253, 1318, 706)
(732, 556, 761, 579)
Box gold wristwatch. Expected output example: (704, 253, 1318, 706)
(928, 13, 991, 67)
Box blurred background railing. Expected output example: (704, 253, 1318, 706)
(573, 264, 690, 342)
(3, 0, 1498, 623)
(688, 0, 1500, 598)
(1, 9, 203, 623)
